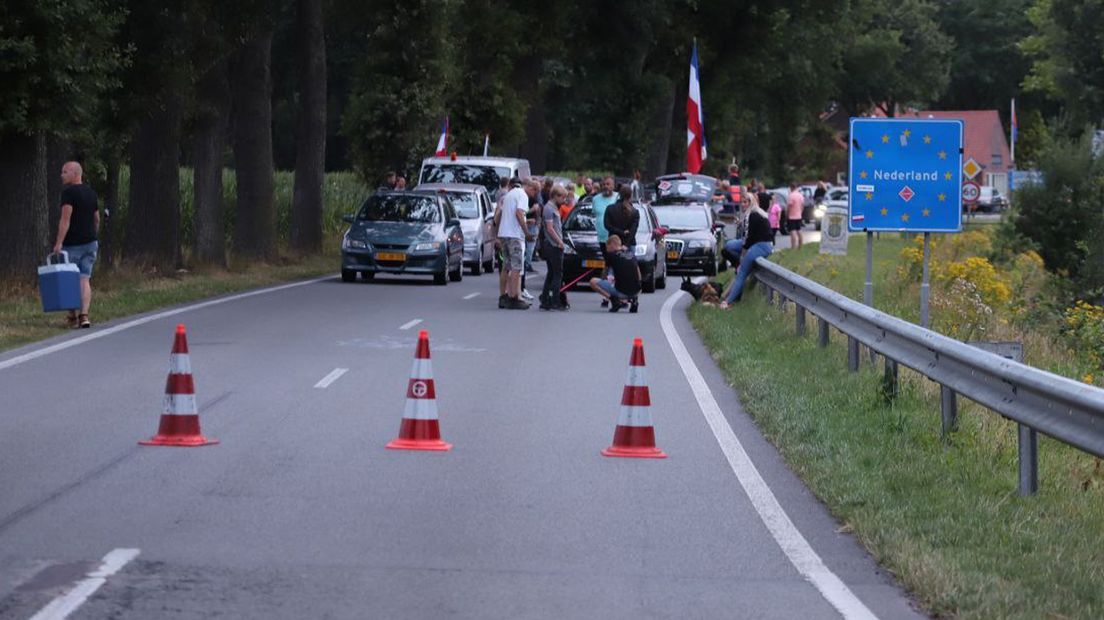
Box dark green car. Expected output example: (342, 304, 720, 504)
(341, 191, 465, 285)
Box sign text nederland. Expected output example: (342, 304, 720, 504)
(848, 118, 964, 233)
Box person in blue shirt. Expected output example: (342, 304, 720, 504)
(591, 176, 617, 245)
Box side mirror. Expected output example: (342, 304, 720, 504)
(712, 222, 725, 232)
(447, 218, 461, 229)
(343, 214, 355, 224)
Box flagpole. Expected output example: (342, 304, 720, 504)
(1010, 98, 1016, 166)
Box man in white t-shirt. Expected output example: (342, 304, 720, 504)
(494, 178, 537, 309)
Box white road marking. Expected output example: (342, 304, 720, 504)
(313, 368, 348, 389)
(0, 276, 333, 373)
(462, 292, 480, 300)
(659, 291, 877, 620)
(399, 319, 423, 330)
(29, 548, 140, 620)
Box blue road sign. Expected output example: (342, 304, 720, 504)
(848, 118, 963, 233)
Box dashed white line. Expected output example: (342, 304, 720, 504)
(659, 291, 877, 620)
(314, 368, 348, 389)
(463, 292, 480, 300)
(29, 548, 140, 620)
(399, 319, 423, 330)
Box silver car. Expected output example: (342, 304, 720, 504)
(415, 183, 496, 275)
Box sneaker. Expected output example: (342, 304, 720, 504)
(498, 294, 508, 309)
(507, 297, 530, 310)
(600, 299, 609, 308)
(78, 313, 91, 328)
(629, 300, 639, 314)
(552, 303, 569, 311)
(521, 289, 534, 301)
(608, 299, 624, 313)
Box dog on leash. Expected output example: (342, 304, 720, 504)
(680, 277, 725, 307)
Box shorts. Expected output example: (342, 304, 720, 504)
(595, 279, 632, 301)
(787, 218, 803, 231)
(501, 237, 524, 272)
(62, 240, 98, 277)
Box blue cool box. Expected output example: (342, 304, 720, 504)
(38, 255, 81, 312)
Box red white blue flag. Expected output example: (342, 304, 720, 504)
(686, 42, 707, 174)
(1010, 99, 1017, 164)
(435, 116, 449, 157)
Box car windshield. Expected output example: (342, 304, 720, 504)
(654, 208, 709, 230)
(445, 192, 481, 219)
(654, 177, 714, 204)
(357, 195, 440, 223)
(564, 204, 651, 234)
(420, 164, 511, 194)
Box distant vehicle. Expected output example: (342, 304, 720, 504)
(769, 185, 816, 225)
(652, 204, 728, 276)
(418, 156, 531, 196)
(561, 199, 667, 293)
(815, 187, 849, 230)
(414, 183, 496, 275)
(977, 186, 1008, 212)
(340, 191, 465, 285)
(652, 173, 717, 207)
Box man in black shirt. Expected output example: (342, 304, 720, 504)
(52, 161, 100, 328)
(588, 235, 641, 313)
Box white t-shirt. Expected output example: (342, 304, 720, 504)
(497, 187, 528, 239)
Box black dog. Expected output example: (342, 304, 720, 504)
(680, 277, 725, 303)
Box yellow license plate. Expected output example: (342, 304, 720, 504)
(583, 259, 605, 269)
(667, 250, 680, 259)
(376, 252, 406, 261)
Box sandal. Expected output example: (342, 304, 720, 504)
(78, 314, 91, 329)
(66, 314, 79, 329)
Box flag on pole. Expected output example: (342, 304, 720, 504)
(686, 41, 707, 174)
(434, 116, 449, 157)
(1010, 99, 1017, 165)
(483, 133, 489, 157)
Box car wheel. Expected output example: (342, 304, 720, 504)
(449, 257, 463, 282)
(361, 271, 375, 281)
(704, 254, 718, 276)
(434, 271, 448, 285)
(341, 269, 356, 282)
(483, 251, 494, 273)
(642, 269, 656, 293)
(471, 249, 482, 276)
(656, 273, 666, 289)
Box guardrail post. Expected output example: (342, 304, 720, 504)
(882, 358, 898, 402)
(847, 336, 859, 372)
(779, 294, 787, 311)
(795, 306, 806, 336)
(766, 288, 774, 305)
(940, 386, 957, 437)
(1018, 425, 1038, 496)
(818, 317, 829, 347)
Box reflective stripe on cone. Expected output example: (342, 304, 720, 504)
(603, 338, 666, 459)
(387, 330, 451, 451)
(140, 324, 218, 447)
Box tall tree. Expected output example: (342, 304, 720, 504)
(0, 0, 124, 279)
(291, 0, 327, 252)
(231, 28, 278, 261)
(1021, 0, 1104, 127)
(192, 57, 232, 265)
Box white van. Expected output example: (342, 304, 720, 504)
(418, 156, 531, 197)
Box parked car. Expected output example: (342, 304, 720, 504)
(340, 191, 465, 285)
(769, 185, 817, 224)
(815, 187, 849, 230)
(561, 199, 667, 293)
(652, 204, 728, 276)
(418, 155, 531, 196)
(977, 186, 1008, 212)
(414, 183, 496, 275)
(652, 173, 717, 207)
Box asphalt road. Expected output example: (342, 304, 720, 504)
(0, 246, 924, 619)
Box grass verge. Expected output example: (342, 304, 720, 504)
(689, 238, 1104, 618)
(0, 238, 341, 354)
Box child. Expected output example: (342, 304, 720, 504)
(768, 195, 782, 245)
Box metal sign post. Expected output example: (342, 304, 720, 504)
(920, 232, 931, 328)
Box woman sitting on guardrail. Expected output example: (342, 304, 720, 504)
(720, 193, 773, 309)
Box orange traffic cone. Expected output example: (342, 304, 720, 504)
(386, 330, 452, 451)
(140, 324, 218, 447)
(602, 338, 667, 459)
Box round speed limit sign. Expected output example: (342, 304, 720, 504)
(961, 181, 981, 204)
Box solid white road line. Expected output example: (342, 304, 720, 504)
(462, 292, 480, 300)
(313, 368, 349, 389)
(399, 319, 423, 330)
(0, 276, 333, 373)
(659, 291, 877, 620)
(29, 548, 140, 620)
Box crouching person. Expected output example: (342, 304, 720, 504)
(589, 234, 640, 313)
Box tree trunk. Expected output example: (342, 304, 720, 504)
(291, 0, 326, 253)
(513, 55, 547, 173)
(126, 99, 184, 270)
(193, 58, 231, 266)
(46, 135, 72, 237)
(99, 154, 120, 271)
(667, 83, 688, 174)
(0, 132, 49, 281)
(645, 80, 676, 180)
(230, 30, 277, 262)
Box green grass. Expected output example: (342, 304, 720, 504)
(690, 235, 1104, 618)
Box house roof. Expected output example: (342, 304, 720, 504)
(899, 110, 1010, 174)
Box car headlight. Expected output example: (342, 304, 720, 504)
(413, 242, 441, 252)
(688, 239, 709, 248)
(634, 244, 648, 257)
(564, 244, 576, 255)
(814, 206, 826, 217)
(343, 237, 368, 250)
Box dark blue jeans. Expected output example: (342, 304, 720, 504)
(725, 241, 772, 304)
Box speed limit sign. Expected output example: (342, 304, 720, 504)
(961, 181, 981, 204)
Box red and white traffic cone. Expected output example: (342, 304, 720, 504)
(386, 330, 452, 451)
(139, 324, 218, 447)
(602, 337, 667, 459)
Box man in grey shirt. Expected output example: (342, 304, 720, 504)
(539, 185, 569, 311)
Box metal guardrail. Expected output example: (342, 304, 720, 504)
(751, 258, 1104, 495)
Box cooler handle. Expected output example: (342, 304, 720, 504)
(46, 251, 70, 265)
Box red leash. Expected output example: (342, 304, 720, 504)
(560, 268, 595, 293)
